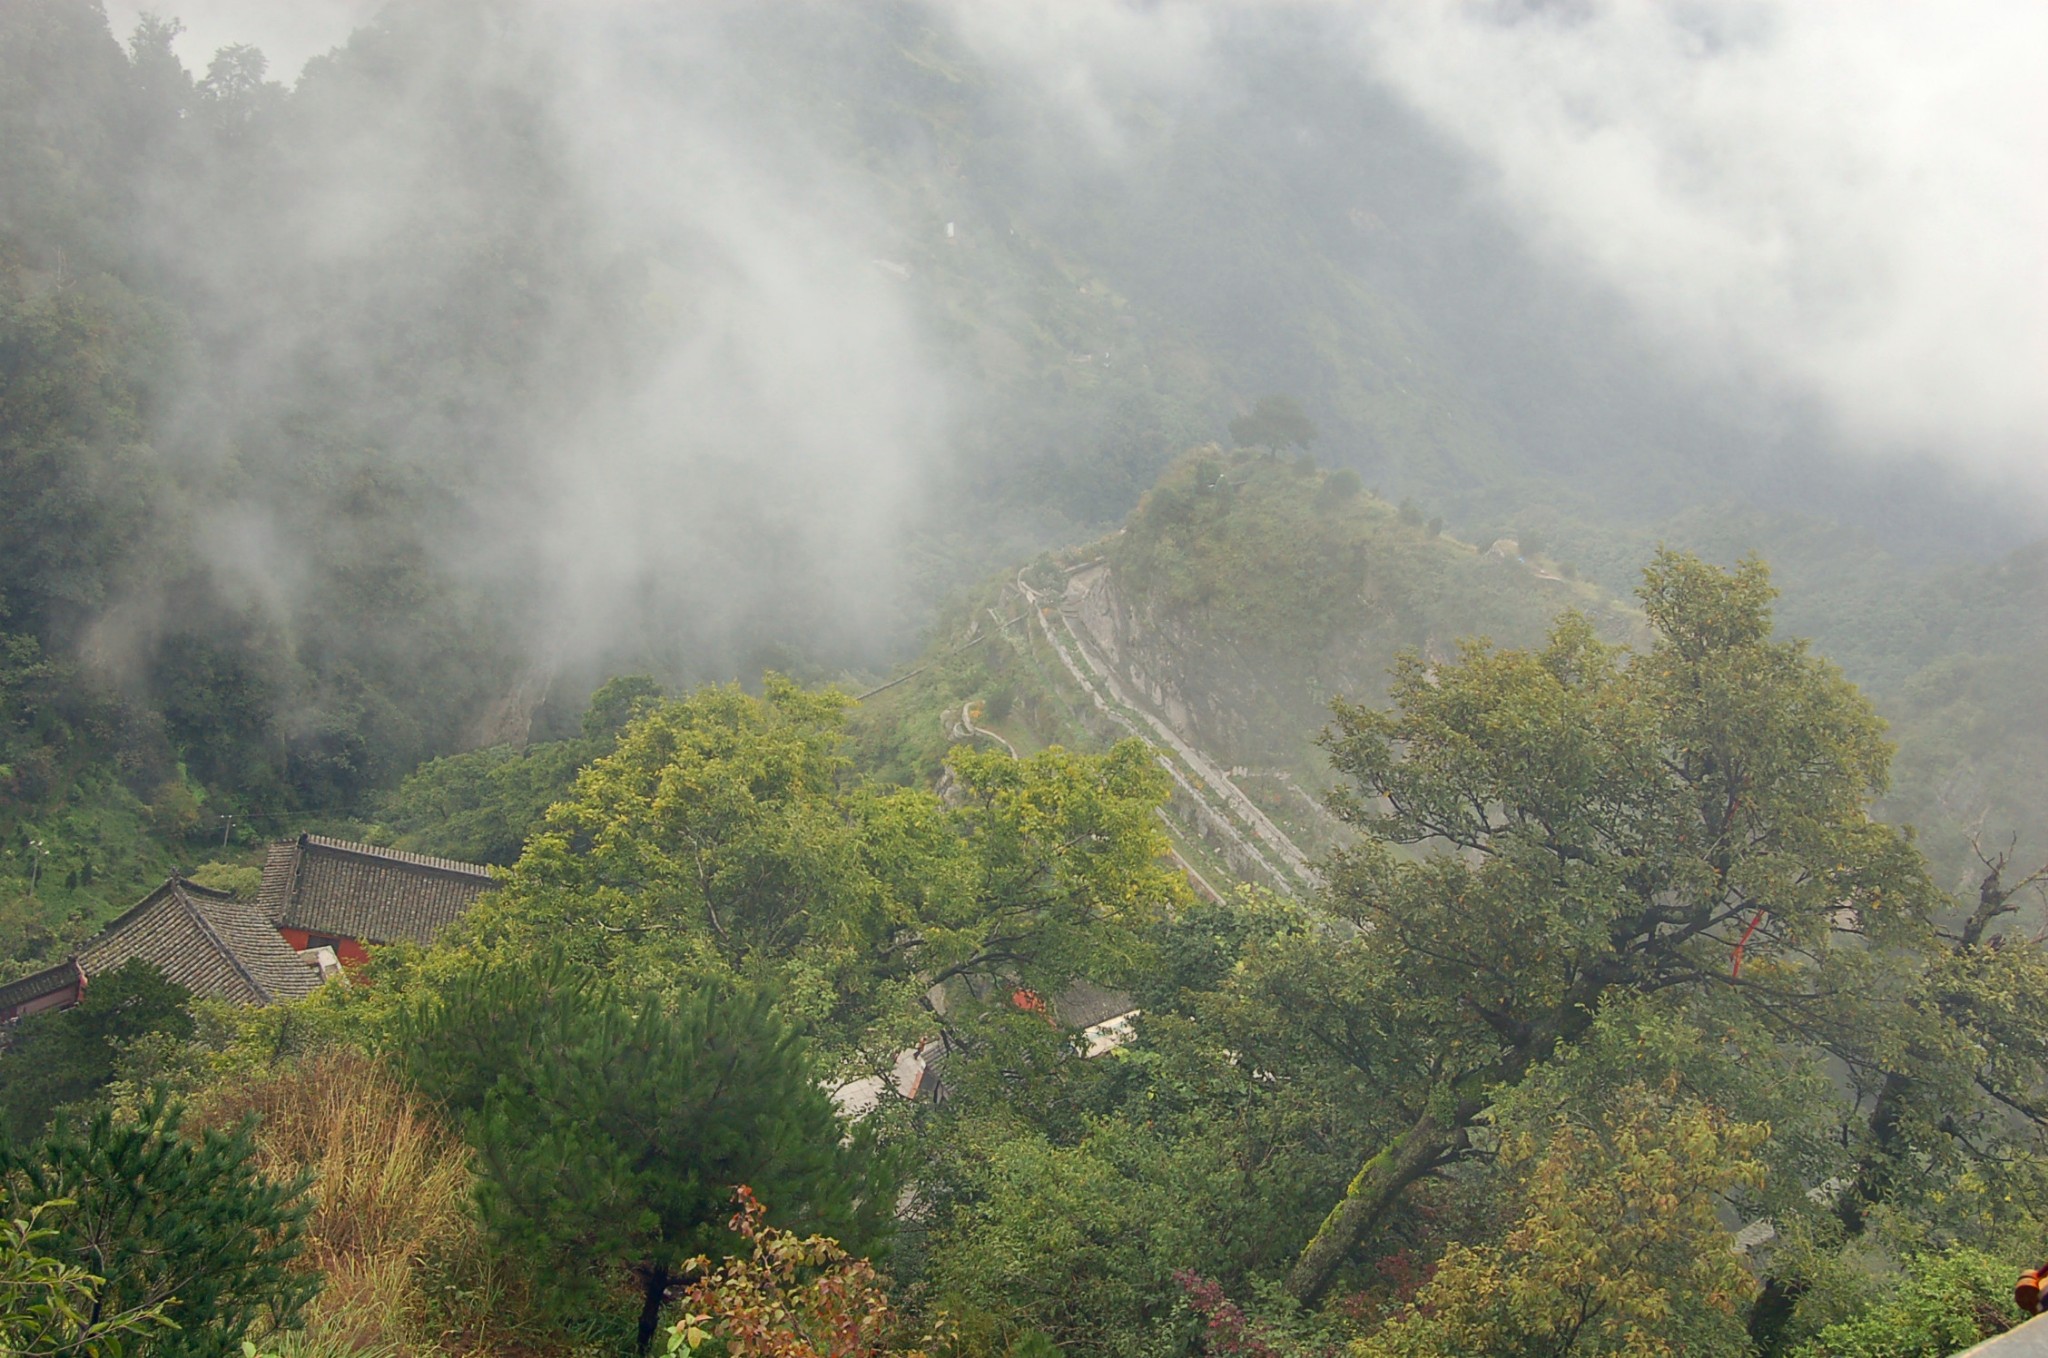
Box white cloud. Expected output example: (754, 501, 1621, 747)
(935, 0, 1225, 157)
(502, 4, 944, 658)
(117, 1, 947, 671)
(1344, 1, 2048, 486)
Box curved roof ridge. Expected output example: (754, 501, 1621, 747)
(81, 876, 185, 940)
(169, 880, 270, 1004)
(298, 833, 496, 880)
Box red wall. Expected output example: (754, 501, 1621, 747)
(279, 928, 372, 968)
(2, 980, 80, 1023)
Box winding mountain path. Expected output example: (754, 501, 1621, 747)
(1015, 566, 1317, 893)
(958, 701, 1019, 757)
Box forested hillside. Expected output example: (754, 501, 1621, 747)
(14, 553, 2048, 1358)
(6, 0, 2046, 936)
(7, 4, 2048, 1357)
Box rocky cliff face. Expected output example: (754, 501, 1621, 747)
(1068, 562, 1352, 777)
(1064, 451, 1637, 789)
(1067, 562, 1525, 784)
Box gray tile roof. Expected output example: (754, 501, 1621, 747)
(66, 878, 322, 1007)
(0, 959, 83, 1013)
(5, 875, 338, 1020)
(1053, 981, 1138, 1031)
(258, 834, 494, 947)
(89, 879, 320, 1005)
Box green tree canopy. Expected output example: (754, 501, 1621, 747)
(459, 678, 1185, 1055)
(0, 959, 193, 1146)
(371, 673, 667, 865)
(0, 1092, 317, 1358)
(1264, 552, 1937, 1302)
(0, 1194, 172, 1358)
(1788, 1248, 2023, 1357)
(373, 738, 595, 867)
(403, 954, 891, 1353)
(1360, 1079, 1766, 1358)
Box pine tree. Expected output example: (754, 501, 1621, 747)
(0, 1092, 318, 1358)
(0, 959, 193, 1145)
(0, 1193, 172, 1357)
(406, 955, 894, 1353)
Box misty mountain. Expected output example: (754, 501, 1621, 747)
(14, 7, 2048, 1352)
(4, 0, 2046, 917)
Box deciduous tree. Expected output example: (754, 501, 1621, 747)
(1360, 1080, 1765, 1358)
(464, 680, 1183, 1055)
(1274, 553, 1935, 1302)
(669, 1186, 933, 1358)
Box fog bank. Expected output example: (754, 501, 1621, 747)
(1348, 2, 2048, 490)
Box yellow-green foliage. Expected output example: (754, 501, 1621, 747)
(1359, 1081, 1766, 1358)
(1788, 1248, 2024, 1358)
(184, 860, 265, 899)
(1, 1196, 173, 1357)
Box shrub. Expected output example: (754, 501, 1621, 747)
(193, 1048, 483, 1356)
(1790, 1248, 2023, 1358)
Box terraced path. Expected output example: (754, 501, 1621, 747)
(1014, 566, 1317, 894)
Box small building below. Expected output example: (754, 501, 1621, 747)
(2, 835, 496, 1026)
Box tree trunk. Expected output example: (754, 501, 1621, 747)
(636, 1262, 672, 1356)
(1838, 1070, 1908, 1236)
(1283, 978, 1607, 1305)
(1747, 1274, 1809, 1355)
(1284, 1105, 1462, 1304)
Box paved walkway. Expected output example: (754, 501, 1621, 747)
(1960, 1315, 2048, 1356)
(1019, 566, 1316, 891)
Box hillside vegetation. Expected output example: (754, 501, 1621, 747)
(8, 6, 2048, 1357)
(6, 0, 2047, 946)
(9, 555, 2048, 1358)
(852, 450, 1633, 888)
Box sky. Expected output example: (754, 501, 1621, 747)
(1343, 1, 2048, 492)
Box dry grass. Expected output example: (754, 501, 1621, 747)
(193, 1048, 561, 1358)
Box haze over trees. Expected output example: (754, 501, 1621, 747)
(7, 2, 2048, 1356)
(1228, 395, 1318, 454)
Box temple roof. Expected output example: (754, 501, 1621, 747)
(4, 877, 322, 1012)
(257, 834, 495, 947)
(1052, 981, 1138, 1032)
(0, 959, 81, 1014)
